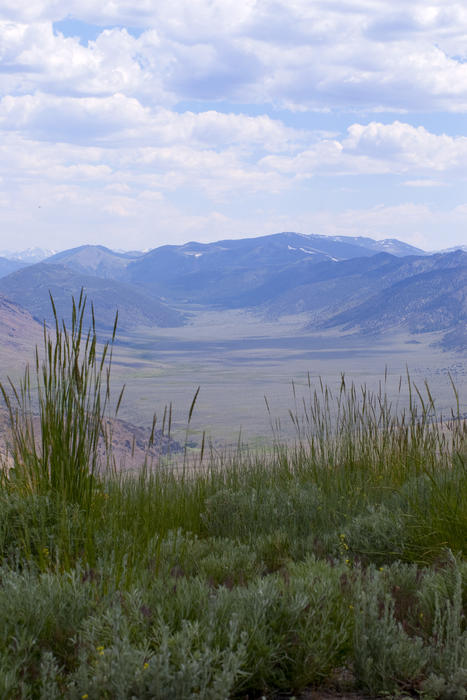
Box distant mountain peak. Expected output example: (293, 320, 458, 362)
(438, 245, 467, 254)
(0, 247, 56, 263)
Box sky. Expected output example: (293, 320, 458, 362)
(1, 1, 467, 253)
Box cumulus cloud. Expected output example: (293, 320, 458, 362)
(4, 94, 466, 193)
(263, 121, 467, 177)
(0, 93, 150, 142)
(0, 93, 304, 152)
(2, 2, 467, 110)
(344, 121, 467, 171)
(0, 22, 173, 104)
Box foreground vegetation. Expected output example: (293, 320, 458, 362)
(0, 296, 466, 698)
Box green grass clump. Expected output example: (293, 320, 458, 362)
(0, 291, 123, 510)
(0, 294, 466, 698)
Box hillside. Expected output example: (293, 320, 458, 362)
(0, 264, 185, 331)
(0, 257, 29, 279)
(319, 251, 467, 350)
(254, 251, 463, 316)
(231, 252, 404, 313)
(0, 294, 43, 349)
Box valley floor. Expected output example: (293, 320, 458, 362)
(111, 307, 467, 449)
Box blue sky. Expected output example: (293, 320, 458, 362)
(1, 1, 467, 252)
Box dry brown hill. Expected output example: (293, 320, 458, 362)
(0, 294, 43, 349)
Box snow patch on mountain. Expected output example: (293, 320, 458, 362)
(0, 248, 56, 263)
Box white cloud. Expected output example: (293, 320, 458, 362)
(403, 179, 446, 187)
(0, 1, 256, 31)
(263, 121, 467, 177)
(0, 93, 305, 155)
(0, 93, 150, 141)
(3, 2, 467, 110)
(0, 21, 171, 102)
(344, 121, 467, 171)
(2, 2, 467, 251)
(1, 115, 467, 226)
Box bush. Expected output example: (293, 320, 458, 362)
(352, 568, 428, 695)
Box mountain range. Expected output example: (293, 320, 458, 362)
(123, 232, 424, 304)
(0, 232, 464, 351)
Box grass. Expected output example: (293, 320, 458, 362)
(0, 295, 466, 698)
